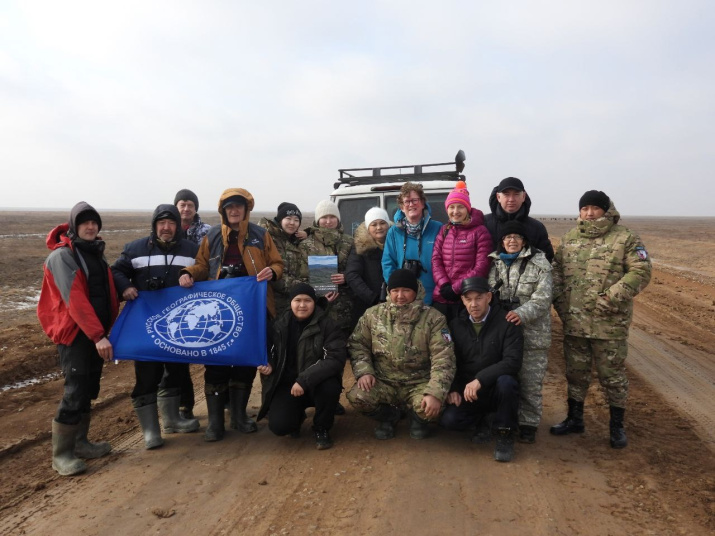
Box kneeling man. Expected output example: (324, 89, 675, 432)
(440, 277, 523, 462)
(347, 269, 455, 440)
(257, 283, 346, 450)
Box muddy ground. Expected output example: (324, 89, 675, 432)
(0, 211, 713, 535)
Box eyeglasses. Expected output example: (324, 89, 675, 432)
(403, 198, 422, 206)
(503, 235, 524, 242)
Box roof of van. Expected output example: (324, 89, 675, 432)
(331, 179, 460, 197)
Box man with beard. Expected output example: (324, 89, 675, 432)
(38, 202, 119, 475)
(112, 204, 200, 449)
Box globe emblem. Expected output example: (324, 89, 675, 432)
(153, 298, 236, 348)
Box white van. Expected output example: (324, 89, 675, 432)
(330, 150, 466, 235)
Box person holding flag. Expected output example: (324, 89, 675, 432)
(112, 204, 201, 449)
(179, 188, 283, 441)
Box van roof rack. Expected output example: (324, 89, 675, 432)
(334, 150, 465, 189)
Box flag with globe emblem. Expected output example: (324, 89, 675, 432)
(109, 277, 267, 366)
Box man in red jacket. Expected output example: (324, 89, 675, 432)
(37, 202, 119, 476)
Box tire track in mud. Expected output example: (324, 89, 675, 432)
(628, 326, 715, 451)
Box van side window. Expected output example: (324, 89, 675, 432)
(335, 196, 380, 235)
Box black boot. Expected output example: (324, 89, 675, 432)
(204, 391, 227, 442)
(609, 406, 628, 449)
(314, 428, 334, 450)
(408, 410, 430, 440)
(229, 387, 258, 433)
(367, 404, 401, 440)
(550, 398, 585, 435)
(518, 425, 537, 444)
(494, 428, 515, 463)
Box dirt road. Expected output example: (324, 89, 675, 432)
(0, 212, 713, 535)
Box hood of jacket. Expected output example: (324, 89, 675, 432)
(68, 201, 102, 235)
(488, 186, 533, 222)
(151, 203, 181, 234)
(217, 188, 255, 227)
(576, 201, 620, 238)
(353, 222, 385, 255)
(393, 202, 435, 231)
(46, 223, 72, 251)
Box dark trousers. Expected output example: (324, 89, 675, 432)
(432, 301, 464, 324)
(204, 365, 257, 390)
(160, 363, 194, 410)
(131, 361, 186, 400)
(440, 375, 519, 431)
(204, 314, 271, 391)
(56, 332, 104, 425)
(267, 376, 342, 435)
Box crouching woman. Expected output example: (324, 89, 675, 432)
(257, 283, 347, 450)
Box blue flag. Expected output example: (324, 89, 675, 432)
(109, 278, 267, 367)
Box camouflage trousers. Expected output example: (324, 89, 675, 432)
(564, 335, 628, 408)
(518, 348, 548, 427)
(346, 379, 435, 422)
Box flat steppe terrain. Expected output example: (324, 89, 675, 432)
(1, 211, 713, 535)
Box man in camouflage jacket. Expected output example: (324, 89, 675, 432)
(551, 191, 651, 449)
(347, 269, 455, 440)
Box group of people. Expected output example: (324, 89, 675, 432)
(37, 177, 651, 476)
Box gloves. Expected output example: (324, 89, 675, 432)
(439, 283, 459, 302)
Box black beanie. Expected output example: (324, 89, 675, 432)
(174, 189, 200, 211)
(499, 220, 527, 240)
(289, 283, 316, 302)
(579, 190, 610, 212)
(74, 209, 102, 231)
(387, 269, 419, 292)
(276, 202, 302, 225)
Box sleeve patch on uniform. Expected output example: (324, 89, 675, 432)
(635, 246, 648, 260)
(441, 328, 452, 343)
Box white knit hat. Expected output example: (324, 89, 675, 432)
(314, 200, 340, 223)
(364, 207, 390, 228)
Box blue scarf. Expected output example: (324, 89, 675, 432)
(499, 251, 520, 267)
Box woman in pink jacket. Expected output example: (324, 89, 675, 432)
(431, 182, 493, 322)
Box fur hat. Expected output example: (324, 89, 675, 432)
(445, 181, 471, 212)
(314, 200, 340, 223)
(364, 207, 390, 228)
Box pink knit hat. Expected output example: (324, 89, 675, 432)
(445, 181, 471, 211)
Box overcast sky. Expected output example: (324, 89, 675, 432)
(1, 1, 713, 217)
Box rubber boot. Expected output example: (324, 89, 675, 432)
(550, 398, 585, 435)
(134, 404, 164, 449)
(158, 394, 199, 433)
(368, 404, 401, 440)
(229, 387, 257, 433)
(75, 413, 112, 459)
(205, 391, 227, 442)
(408, 410, 430, 440)
(494, 428, 515, 462)
(52, 420, 87, 476)
(609, 406, 628, 449)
